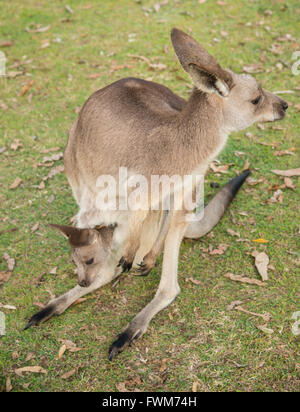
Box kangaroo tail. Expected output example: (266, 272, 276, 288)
(184, 170, 250, 239)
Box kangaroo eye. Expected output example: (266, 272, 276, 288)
(251, 96, 262, 105)
(85, 258, 94, 265)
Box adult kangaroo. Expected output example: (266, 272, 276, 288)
(25, 29, 288, 360)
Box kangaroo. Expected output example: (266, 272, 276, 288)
(25, 29, 288, 360)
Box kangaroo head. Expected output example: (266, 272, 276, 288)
(50, 224, 116, 287)
(171, 28, 288, 132)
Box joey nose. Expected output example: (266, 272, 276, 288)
(281, 101, 288, 112)
(78, 279, 89, 287)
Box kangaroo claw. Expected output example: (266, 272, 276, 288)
(24, 304, 56, 330)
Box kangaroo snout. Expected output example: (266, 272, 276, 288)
(281, 100, 288, 112)
(78, 279, 90, 288)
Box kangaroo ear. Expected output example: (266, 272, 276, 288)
(49, 224, 96, 247)
(171, 28, 233, 97)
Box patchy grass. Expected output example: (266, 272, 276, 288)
(0, 0, 299, 392)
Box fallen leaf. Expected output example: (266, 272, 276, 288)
(209, 244, 228, 255)
(243, 64, 264, 74)
(0, 303, 16, 310)
(284, 177, 295, 189)
(72, 297, 88, 306)
(192, 381, 199, 392)
(235, 306, 271, 322)
(272, 168, 300, 177)
(12, 351, 19, 360)
(242, 159, 250, 171)
(3, 253, 15, 271)
(224, 273, 266, 287)
(252, 251, 269, 281)
(269, 189, 283, 203)
(60, 368, 77, 379)
(25, 24, 50, 33)
(210, 162, 231, 174)
(116, 382, 130, 392)
(227, 300, 243, 311)
(58, 344, 67, 359)
(273, 150, 295, 156)
(226, 228, 240, 237)
(6, 377, 12, 392)
(42, 152, 63, 163)
(25, 352, 35, 362)
(9, 177, 22, 189)
(186, 277, 201, 285)
(10, 139, 23, 151)
(19, 80, 34, 96)
(252, 238, 269, 243)
(57, 339, 81, 352)
(0, 41, 13, 47)
(31, 222, 39, 232)
(257, 325, 274, 334)
(159, 358, 168, 373)
(15, 366, 47, 377)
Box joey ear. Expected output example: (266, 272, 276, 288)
(49, 224, 96, 247)
(95, 223, 117, 246)
(171, 28, 233, 96)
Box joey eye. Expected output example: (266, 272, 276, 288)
(85, 258, 94, 265)
(251, 95, 262, 105)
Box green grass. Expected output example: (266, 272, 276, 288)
(0, 0, 299, 392)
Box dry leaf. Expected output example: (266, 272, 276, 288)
(0, 303, 16, 310)
(10, 139, 23, 151)
(57, 339, 81, 352)
(224, 273, 266, 287)
(273, 150, 295, 156)
(3, 253, 15, 271)
(227, 228, 240, 237)
(25, 24, 50, 33)
(210, 162, 231, 174)
(31, 222, 39, 232)
(235, 306, 271, 322)
(187, 277, 201, 285)
(257, 325, 274, 334)
(116, 382, 130, 392)
(209, 244, 228, 255)
(19, 80, 34, 96)
(252, 238, 269, 243)
(159, 358, 168, 373)
(192, 381, 199, 392)
(242, 159, 250, 171)
(6, 377, 12, 392)
(0, 271, 11, 284)
(253, 251, 269, 281)
(60, 368, 77, 379)
(269, 189, 283, 204)
(243, 64, 264, 74)
(227, 300, 243, 311)
(284, 177, 295, 189)
(0, 41, 13, 47)
(15, 366, 47, 377)
(42, 152, 63, 163)
(272, 168, 300, 177)
(9, 177, 22, 189)
(58, 344, 67, 359)
(25, 352, 35, 362)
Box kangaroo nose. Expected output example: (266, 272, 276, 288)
(79, 279, 89, 287)
(282, 101, 288, 112)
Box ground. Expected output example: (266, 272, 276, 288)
(0, 0, 299, 392)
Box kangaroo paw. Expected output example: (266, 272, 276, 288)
(136, 261, 153, 276)
(108, 325, 144, 360)
(117, 256, 133, 273)
(24, 303, 57, 330)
